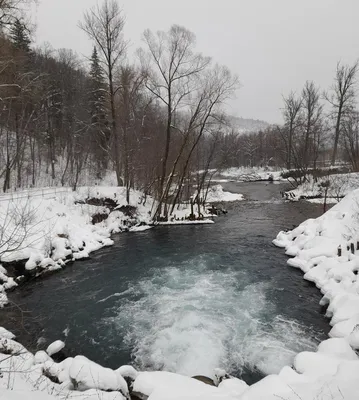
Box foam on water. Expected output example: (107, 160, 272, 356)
(101, 255, 318, 378)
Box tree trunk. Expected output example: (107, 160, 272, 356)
(331, 103, 343, 166)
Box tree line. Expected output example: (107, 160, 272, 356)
(1, 0, 358, 220)
(0, 0, 240, 220)
(213, 62, 359, 176)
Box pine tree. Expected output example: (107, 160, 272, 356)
(88, 46, 109, 173)
(10, 18, 31, 52)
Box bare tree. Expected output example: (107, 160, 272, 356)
(0, 0, 34, 27)
(282, 92, 302, 170)
(0, 197, 39, 257)
(139, 24, 210, 216)
(116, 65, 145, 204)
(325, 61, 358, 165)
(342, 111, 359, 170)
(168, 65, 238, 217)
(80, 0, 127, 186)
(301, 80, 323, 169)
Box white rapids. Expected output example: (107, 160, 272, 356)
(102, 254, 318, 378)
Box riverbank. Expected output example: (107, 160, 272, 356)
(0, 184, 242, 308)
(271, 188, 359, 399)
(213, 166, 285, 183)
(0, 186, 152, 308)
(283, 172, 359, 203)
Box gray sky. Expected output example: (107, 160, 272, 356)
(31, 0, 359, 124)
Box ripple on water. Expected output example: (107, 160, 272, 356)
(101, 255, 319, 378)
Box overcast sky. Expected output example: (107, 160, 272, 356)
(31, 0, 359, 124)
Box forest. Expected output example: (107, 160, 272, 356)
(0, 0, 358, 220)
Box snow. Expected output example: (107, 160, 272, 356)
(214, 167, 284, 182)
(4, 184, 359, 400)
(271, 187, 359, 399)
(46, 340, 65, 356)
(116, 365, 139, 381)
(284, 172, 359, 202)
(0, 327, 15, 339)
(132, 371, 236, 400)
(0, 337, 128, 400)
(205, 185, 243, 202)
(157, 219, 214, 225)
(34, 350, 51, 364)
(0, 266, 17, 308)
(218, 378, 248, 397)
(0, 186, 155, 306)
(69, 356, 129, 394)
(0, 184, 241, 300)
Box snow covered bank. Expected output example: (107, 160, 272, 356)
(205, 185, 244, 202)
(215, 167, 284, 183)
(0, 184, 243, 307)
(0, 330, 252, 400)
(1, 325, 358, 400)
(271, 188, 359, 399)
(283, 172, 359, 203)
(0, 186, 154, 307)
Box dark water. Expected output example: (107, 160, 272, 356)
(2, 182, 329, 384)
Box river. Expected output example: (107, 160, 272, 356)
(1, 182, 329, 384)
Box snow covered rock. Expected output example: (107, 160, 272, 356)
(218, 377, 248, 397)
(317, 338, 358, 360)
(239, 375, 292, 400)
(294, 351, 341, 377)
(46, 340, 65, 356)
(132, 371, 231, 400)
(69, 356, 129, 395)
(34, 350, 51, 364)
(117, 365, 139, 380)
(0, 327, 15, 340)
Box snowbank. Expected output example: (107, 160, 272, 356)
(0, 336, 129, 400)
(2, 330, 358, 400)
(284, 172, 359, 202)
(0, 333, 252, 400)
(215, 167, 284, 182)
(0, 184, 242, 306)
(205, 185, 244, 202)
(0, 186, 153, 307)
(271, 188, 359, 399)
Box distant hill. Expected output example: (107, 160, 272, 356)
(229, 116, 270, 134)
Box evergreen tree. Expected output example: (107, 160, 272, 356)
(88, 46, 109, 172)
(10, 18, 31, 52)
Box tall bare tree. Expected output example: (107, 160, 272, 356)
(139, 24, 210, 215)
(325, 61, 358, 165)
(80, 0, 127, 185)
(342, 111, 359, 170)
(282, 92, 302, 170)
(301, 80, 323, 169)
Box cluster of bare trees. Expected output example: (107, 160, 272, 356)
(214, 61, 359, 176)
(0, 0, 239, 220)
(2, 0, 358, 221)
(279, 62, 359, 173)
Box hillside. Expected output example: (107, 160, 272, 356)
(229, 116, 271, 134)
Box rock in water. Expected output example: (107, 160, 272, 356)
(46, 340, 65, 356)
(191, 375, 216, 386)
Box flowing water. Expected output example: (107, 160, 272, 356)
(2, 182, 329, 384)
